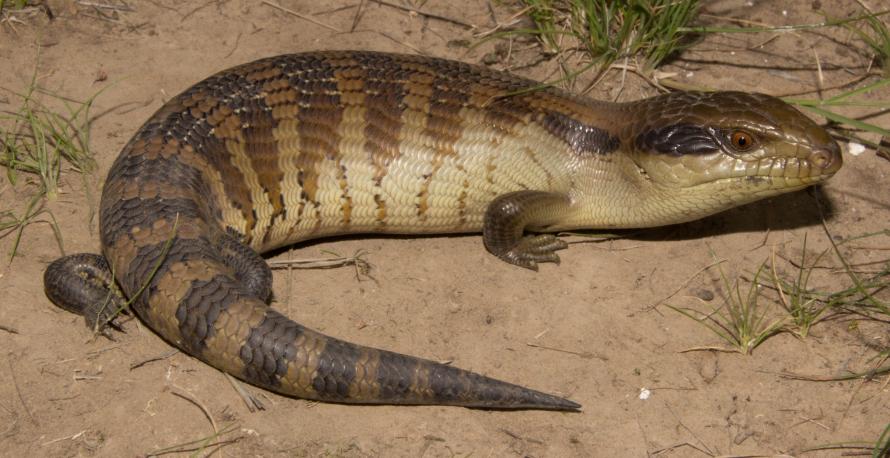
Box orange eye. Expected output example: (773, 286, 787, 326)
(730, 130, 755, 151)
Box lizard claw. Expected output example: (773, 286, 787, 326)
(499, 234, 568, 270)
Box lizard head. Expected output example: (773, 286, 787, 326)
(622, 91, 842, 218)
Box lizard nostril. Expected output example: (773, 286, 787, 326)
(810, 149, 833, 169)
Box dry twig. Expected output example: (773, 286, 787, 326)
(129, 349, 178, 370)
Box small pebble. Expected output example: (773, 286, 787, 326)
(694, 289, 715, 301)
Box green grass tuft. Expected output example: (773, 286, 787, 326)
(0, 54, 100, 260)
(767, 235, 835, 339)
(670, 227, 889, 353)
(668, 258, 785, 355)
(516, 0, 700, 82)
(1, 74, 97, 199)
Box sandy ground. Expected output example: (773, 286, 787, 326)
(1, 0, 888, 456)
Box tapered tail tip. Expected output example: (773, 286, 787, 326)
(514, 388, 581, 411)
(450, 369, 581, 411)
(551, 397, 582, 411)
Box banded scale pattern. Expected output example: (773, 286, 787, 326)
(128, 51, 625, 252)
(45, 51, 842, 410)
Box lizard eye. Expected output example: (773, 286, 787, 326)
(729, 130, 755, 151)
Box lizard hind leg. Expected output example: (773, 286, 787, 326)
(213, 227, 273, 302)
(44, 253, 128, 334)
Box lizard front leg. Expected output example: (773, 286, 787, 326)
(483, 190, 575, 270)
